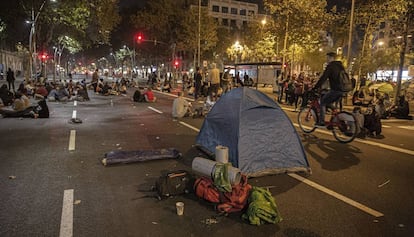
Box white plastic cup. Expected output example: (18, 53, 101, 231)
(176, 202, 184, 216)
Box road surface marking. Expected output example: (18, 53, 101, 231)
(398, 125, 414, 130)
(179, 121, 200, 132)
(68, 130, 76, 151)
(74, 101, 77, 106)
(293, 123, 414, 156)
(153, 90, 195, 102)
(148, 106, 163, 114)
(288, 173, 384, 218)
(72, 110, 77, 119)
(59, 189, 74, 237)
(382, 125, 391, 128)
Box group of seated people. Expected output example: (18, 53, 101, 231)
(133, 87, 157, 103)
(0, 84, 49, 118)
(95, 79, 128, 96)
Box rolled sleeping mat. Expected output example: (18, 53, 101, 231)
(191, 157, 241, 185)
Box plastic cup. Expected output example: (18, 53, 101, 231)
(176, 202, 184, 216)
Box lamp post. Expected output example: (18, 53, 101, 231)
(27, 0, 56, 81)
(346, 0, 355, 72)
(233, 41, 243, 64)
(197, 0, 201, 68)
(123, 45, 133, 79)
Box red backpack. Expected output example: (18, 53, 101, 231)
(194, 175, 252, 213)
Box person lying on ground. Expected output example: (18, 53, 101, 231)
(0, 91, 38, 118)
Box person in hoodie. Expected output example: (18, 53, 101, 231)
(313, 52, 345, 127)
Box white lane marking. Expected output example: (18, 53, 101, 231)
(179, 121, 200, 132)
(293, 123, 414, 156)
(68, 130, 76, 151)
(382, 125, 391, 128)
(153, 90, 195, 102)
(59, 189, 74, 237)
(148, 106, 163, 114)
(398, 125, 414, 130)
(288, 173, 384, 218)
(74, 101, 77, 106)
(72, 110, 77, 119)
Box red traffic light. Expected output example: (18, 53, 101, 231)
(39, 53, 48, 61)
(174, 60, 180, 68)
(136, 33, 143, 43)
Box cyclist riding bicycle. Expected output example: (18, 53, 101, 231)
(312, 52, 345, 127)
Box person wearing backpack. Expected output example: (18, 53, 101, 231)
(313, 52, 346, 127)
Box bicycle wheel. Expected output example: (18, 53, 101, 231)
(298, 107, 317, 133)
(332, 111, 357, 143)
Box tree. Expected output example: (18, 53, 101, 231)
(353, 0, 409, 78)
(264, 0, 332, 73)
(178, 5, 218, 65)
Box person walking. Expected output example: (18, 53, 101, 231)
(208, 63, 220, 101)
(194, 67, 203, 101)
(6, 68, 15, 92)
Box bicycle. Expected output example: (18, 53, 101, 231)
(298, 90, 357, 143)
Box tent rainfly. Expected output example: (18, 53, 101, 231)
(196, 87, 310, 177)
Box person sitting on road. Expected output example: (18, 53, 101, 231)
(389, 95, 410, 119)
(0, 84, 14, 106)
(48, 85, 69, 102)
(119, 82, 127, 94)
(172, 91, 192, 119)
(34, 83, 49, 100)
(143, 87, 156, 102)
(161, 79, 172, 93)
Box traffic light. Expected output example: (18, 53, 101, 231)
(174, 60, 179, 68)
(39, 53, 48, 62)
(136, 33, 143, 44)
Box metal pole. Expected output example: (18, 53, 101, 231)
(281, 15, 289, 79)
(346, 0, 355, 71)
(197, 0, 201, 67)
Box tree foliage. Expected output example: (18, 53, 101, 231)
(131, 0, 218, 63)
(264, 0, 332, 71)
(0, 0, 120, 51)
(353, 0, 410, 76)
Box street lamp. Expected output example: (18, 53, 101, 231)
(233, 41, 243, 64)
(123, 45, 133, 79)
(27, 0, 57, 81)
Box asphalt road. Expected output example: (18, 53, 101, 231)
(0, 83, 413, 237)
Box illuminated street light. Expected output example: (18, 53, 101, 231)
(261, 19, 267, 26)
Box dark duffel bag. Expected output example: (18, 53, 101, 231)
(155, 170, 194, 199)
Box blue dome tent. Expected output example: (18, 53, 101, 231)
(196, 87, 310, 177)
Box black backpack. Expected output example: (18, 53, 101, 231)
(339, 69, 353, 92)
(155, 170, 194, 199)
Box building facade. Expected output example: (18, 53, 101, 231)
(207, 0, 264, 29)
